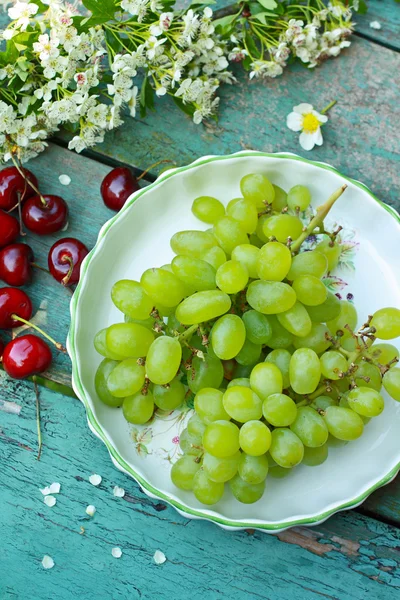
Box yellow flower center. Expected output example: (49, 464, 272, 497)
(302, 113, 320, 134)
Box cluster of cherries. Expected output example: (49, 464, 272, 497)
(0, 162, 142, 382)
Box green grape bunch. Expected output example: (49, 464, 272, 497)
(93, 173, 400, 506)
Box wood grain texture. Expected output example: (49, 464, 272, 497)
(355, 0, 400, 51)
(1, 377, 399, 600)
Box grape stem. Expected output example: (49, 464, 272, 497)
(178, 324, 199, 343)
(290, 184, 348, 254)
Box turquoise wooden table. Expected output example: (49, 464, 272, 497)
(1, 2, 400, 598)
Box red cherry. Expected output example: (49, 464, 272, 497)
(0, 166, 38, 211)
(0, 243, 34, 286)
(0, 209, 19, 248)
(0, 287, 33, 328)
(22, 194, 68, 235)
(101, 167, 139, 211)
(2, 334, 52, 379)
(48, 237, 89, 286)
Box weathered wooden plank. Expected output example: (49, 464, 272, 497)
(355, 0, 400, 51)
(1, 378, 399, 600)
(73, 36, 400, 213)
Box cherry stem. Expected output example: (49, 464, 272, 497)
(9, 153, 47, 206)
(31, 262, 50, 275)
(290, 184, 348, 254)
(33, 376, 42, 461)
(11, 314, 67, 352)
(136, 159, 173, 182)
(61, 255, 74, 286)
(16, 191, 25, 236)
(0, 363, 77, 397)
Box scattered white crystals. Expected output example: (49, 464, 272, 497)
(89, 474, 102, 486)
(112, 547, 122, 559)
(59, 174, 71, 185)
(86, 505, 96, 517)
(42, 555, 55, 570)
(44, 495, 57, 508)
(40, 482, 61, 495)
(153, 550, 166, 565)
(113, 486, 125, 498)
(369, 21, 382, 30)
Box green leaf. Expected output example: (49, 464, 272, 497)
(213, 14, 238, 29)
(356, 0, 368, 14)
(82, 0, 118, 20)
(172, 96, 195, 118)
(0, 40, 19, 67)
(252, 11, 276, 24)
(256, 0, 277, 10)
(245, 31, 259, 57)
(139, 76, 155, 119)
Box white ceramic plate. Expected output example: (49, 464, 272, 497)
(67, 151, 400, 532)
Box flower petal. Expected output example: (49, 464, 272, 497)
(314, 128, 323, 146)
(299, 131, 317, 151)
(293, 103, 313, 114)
(312, 110, 328, 123)
(286, 112, 303, 132)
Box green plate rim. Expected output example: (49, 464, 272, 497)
(67, 150, 400, 531)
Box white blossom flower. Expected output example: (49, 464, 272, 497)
(33, 34, 60, 61)
(146, 36, 167, 60)
(286, 103, 328, 151)
(180, 10, 200, 46)
(128, 86, 139, 117)
(121, 0, 149, 22)
(285, 19, 304, 42)
(369, 21, 382, 30)
(87, 103, 109, 128)
(150, 12, 173, 36)
(68, 135, 86, 153)
(249, 60, 283, 80)
(8, 2, 38, 30)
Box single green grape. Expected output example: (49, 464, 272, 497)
(141, 267, 185, 308)
(216, 260, 248, 294)
(203, 420, 240, 458)
(171, 255, 216, 292)
(242, 310, 272, 345)
(256, 242, 292, 282)
(355, 361, 382, 391)
(125, 314, 159, 332)
(248, 233, 264, 248)
(176, 290, 231, 325)
(153, 377, 185, 410)
(262, 214, 303, 243)
(256, 214, 270, 243)
(303, 444, 329, 467)
(289, 348, 321, 394)
(239, 420, 271, 455)
(269, 428, 304, 468)
(306, 292, 341, 323)
(312, 395, 336, 410)
(316, 235, 341, 272)
(247, 280, 297, 314)
(327, 433, 348, 447)
(327, 300, 358, 336)
(226, 197, 242, 211)
(292, 275, 328, 306)
(211, 314, 246, 360)
(233, 363, 258, 379)
(250, 362, 283, 400)
(106, 323, 154, 359)
(271, 184, 288, 212)
(287, 250, 328, 280)
(347, 387, 384, 417)
(231, 244, 260, 278)
(277, 301, 312, 338)
(268, 466, 292, 478)
(107, 358, 145, 398)
(223, 386, 263, 422)
(122, 390, 154, 424)
(171, 455, 201, 491)
(268, 315, 294, 349)
(212, 216, 249, 255)
(170, 230, 217, 258)
(371, 308, 400, 340)
(203, 451, 240, 483)
(194, 387, 230, 423)
(367, 343, 399, 367)
(188, 354, 224, 393)
(229, 474, 265, 504)
(287, 185, 311, 211)
(240, 173, 275, 208)
(94, 328, 125, 360)
(179, 428, 203, 455)
(192, 196, 225, 224)
(323, 406, 364, 441)
(238, 453, 269, 484)
(187, 412, 207, 437)
(201, 246, 227, 271)
(290, 406, 329, 448)
(383, 368, 400, 401)
(111, 280, 154, 320)
(265, 349, 291, 388)
(95, 359, 123, 407)
(235, 339, 262, 366)
(293, 323, 332, 354)
(226, 198, 258, 233)
(227, 378, 251, 389)
(155, 303, 175, 318)
(262, 393, 297, 427)
(146, 336, 182, 385)
(320, 351, 348, 380)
